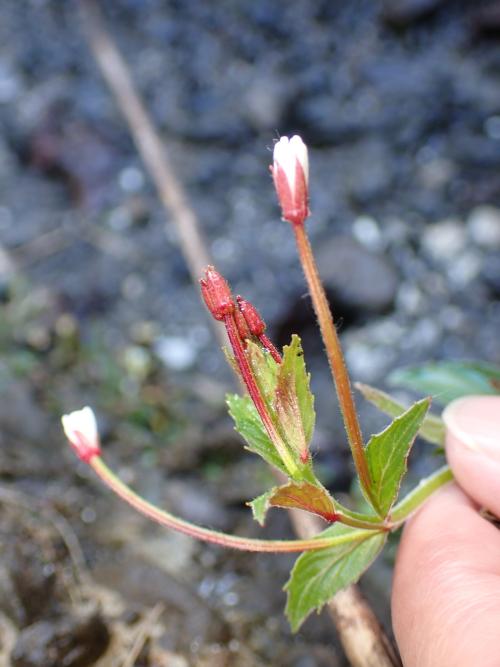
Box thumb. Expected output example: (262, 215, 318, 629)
(443, 395, 500, 518)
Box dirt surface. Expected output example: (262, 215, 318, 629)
(0, 1, 499, 665)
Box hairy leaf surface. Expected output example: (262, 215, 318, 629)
(285, 524, 386, 631)
(365, 398, 430, 517)
(226, 394, 287, 474)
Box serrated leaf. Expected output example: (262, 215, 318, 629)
(249, 489, 276, 526)
(277, 334, 315, 445)
(249, 482, 336, 526)
(285, 524, 386, 632)
(226, 394, 288, 474)
(356, 382, 445, 446)
(245, 336, 316, 478)
(366, 398, 430, 517)
(389, 361, 500, 405)
(246, 340, 279, 407)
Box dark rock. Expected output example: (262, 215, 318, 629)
(11, 613, 110, 667)
(382, 0, 448, 27)
(315, 237, 399, 315)
(482, 253, 500, 298)
(470, 3, 500, 37)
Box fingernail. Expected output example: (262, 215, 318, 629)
(442, 395, 500, 460)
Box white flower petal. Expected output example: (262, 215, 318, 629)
(62, 406, 98, 445)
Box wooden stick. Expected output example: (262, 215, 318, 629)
(78, 3, 401, 664)
(78, 0, 227, 349)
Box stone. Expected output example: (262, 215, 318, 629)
(315, 237, 399, 315)
(467, 205, 500, 249)
(421, 219, 467, 262)
(382, 0, 448, 27)
(482, 253, 500, 297)
(154, 335, 197, 371)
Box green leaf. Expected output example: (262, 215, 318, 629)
(269, 481, 336, 521)
(277, 335, 315, 445)
(245, 336, 317, 478)
(389, 361, 500, 406)
(226, 394, 288, 474)
(246, 340, 279, 407)
(365, 398, 430, 517)
(249, 481, 336, 526)
(356, 382, 445, 446)
(285, 524, 386, 632)
(249, 489, 276, 526)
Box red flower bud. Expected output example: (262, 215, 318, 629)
(200, 266, 234, 321)
(236, 296, 266, 337)
(271, 135, 310, 225)
(234, 307, 252, 343)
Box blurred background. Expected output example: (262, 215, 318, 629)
(0, 1, 499, 665)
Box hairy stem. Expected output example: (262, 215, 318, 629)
(293, 223, 372, 500)
(90, 457, 378, 552)
(390, 466, 453, 524)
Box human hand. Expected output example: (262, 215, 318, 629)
(392, 395, 500, 667)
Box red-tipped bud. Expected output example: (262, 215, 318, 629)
(234, 307, 252, 343)
(271, 135, 310, 225)
(236, 296, 266, 337)
(200, 266, 234, 321)
(61, 406, 101, 463)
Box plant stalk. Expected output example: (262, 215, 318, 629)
(90, 456, 379, 552)
(390, 465, 453, 524)
(293, 223, 372, 499)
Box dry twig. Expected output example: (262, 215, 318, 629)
(120, 603, 164, 667)
(79, 0, 226, 350)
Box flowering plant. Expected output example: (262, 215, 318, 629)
(62, 135, 500, 631)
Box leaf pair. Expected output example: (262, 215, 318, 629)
(228, 334, 316, 479)
(285, 398, 431, 630)
(229, 334, 339, 524)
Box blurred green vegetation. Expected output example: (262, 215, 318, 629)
(0, 279, 186, 460)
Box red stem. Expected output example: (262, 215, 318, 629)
(223, 313, 298, 477)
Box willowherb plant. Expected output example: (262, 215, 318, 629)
(62, 135, 500, 631)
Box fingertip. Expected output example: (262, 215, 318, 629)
(443, 395, 500, 518)
(392, 483, 500, 667)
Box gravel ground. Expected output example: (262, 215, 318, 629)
(0, 1, 499, 665)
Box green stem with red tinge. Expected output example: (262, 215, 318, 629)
(89, 456, 381, 552)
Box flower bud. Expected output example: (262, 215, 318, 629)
(236, 296, 266, 337)
(234, 307, 252, 343)
(61, 406, 101, 463)
(200, 266, 235, 321)
(271, 135, 309, 225)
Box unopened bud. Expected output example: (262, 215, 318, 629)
(271, 135, 310, 225)
(61, 406, 101, 463)
(200, 266, 234, 321)
(234, 307, 252, 343)
(236, 296, 266, 337)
